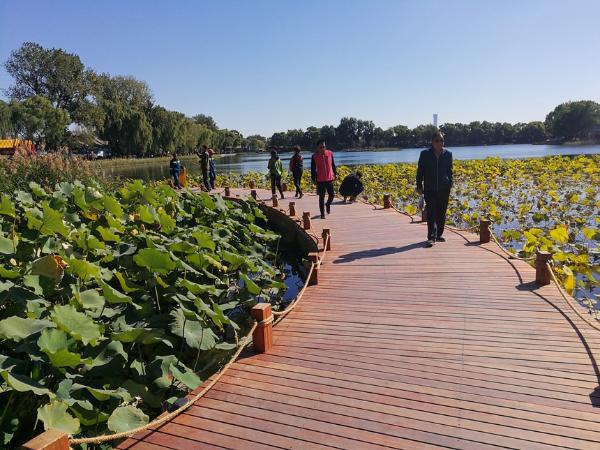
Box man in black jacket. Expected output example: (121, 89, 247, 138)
(416, 131, 453, 247)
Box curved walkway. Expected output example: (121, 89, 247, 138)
(121, 188, 600, 450)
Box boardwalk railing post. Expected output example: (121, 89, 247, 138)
(479, 218, 491, 243)
(22, 429, 69, 450)
(251, 190, 257, 200)
(251, 303, 273, 353)
(383, 194, 392, 209)
(249, 180, 256, 189)
(224, 186, 231, 197)
(535, 251, 553, 286)
(289, 202, 296, 216)
(272, 195, 279, 207)
(282, 182, 288, 192)
(302, 212, 311, 230)
(322, 228, 331, 251)
(307, 252, 319, 285)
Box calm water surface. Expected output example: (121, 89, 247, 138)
(102, 144, 600, 180)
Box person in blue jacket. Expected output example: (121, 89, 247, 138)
(416, 131, 453, 247)
(169, 152, 183, 189)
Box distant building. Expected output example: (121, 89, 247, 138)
(0, 139, 36, 156)
(433, 114, 438, 128)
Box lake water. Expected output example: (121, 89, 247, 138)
(101, 143, 600, 180)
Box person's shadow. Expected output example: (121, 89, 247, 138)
(334, 242, 425, 264)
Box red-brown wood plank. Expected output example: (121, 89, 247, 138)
(121, 189, 600, 450)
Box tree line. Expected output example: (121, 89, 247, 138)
(269, 102, 600, 151)
(0, 42, 253, 155)
(1, 42, 599, 156)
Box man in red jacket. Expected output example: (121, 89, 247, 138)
(311, 139, 337, 219)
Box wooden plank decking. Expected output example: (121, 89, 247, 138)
(121, 188, 600, 449)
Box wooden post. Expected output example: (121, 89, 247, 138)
(421, 207, 427, 223)
(22, 429, 69, 450)
(535, 251, 553, 286)
(249, 180, 256, 189)
(250, 303, 273, 353)
(307, 252, 319, 286)
(322, 228, 332, 251)
(302, 212, 311, 230)
(383, 194, 392, 209)
(282, 182, 288, 192)
(251, 190, 257, 200)
(224, 186, 231, 197)
(272, 195, 279, 207)
(479, 218, 491, 243)
(289, 202, 296, 216)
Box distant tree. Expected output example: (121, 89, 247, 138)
(0, 100, 13, 137)
(246, 135, 266, 151)
(412, 124, 438, 147)
(514, 121, 546, 143)
(336, 117, 360, 148)
(390, 125, 411, 147)
(94, 74, 153, 109)
(100, 101, 152, 155)
(319, 125, 337, 148)
(10, 96, 69, 149)
(4, 42, 90, 116)
(545, 100, 600, 140)
(192, 114, 218, 131)
(149, 106, 184, 155)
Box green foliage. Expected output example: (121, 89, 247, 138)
(0, 180, 285, 446)
(545, 100, 600, 140)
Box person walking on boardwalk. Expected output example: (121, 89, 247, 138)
(208, 147, 217, 189)
(289, 145, 304, 198)
(197, 145, 213, 191)
(268, 149, 285, 199)
(311, 139, 337, 219)
(339, 171, 364, 202)
(416, 131, 453, 247)
(169, 152, 183, 189)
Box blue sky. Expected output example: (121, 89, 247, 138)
(1, 0, 599, 136)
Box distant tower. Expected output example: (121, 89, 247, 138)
(433, 114, 438, 128)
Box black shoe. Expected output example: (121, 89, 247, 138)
(436, 236, 446, 242)
(281, 195, 284, 199)
(321, 213, 326, 219)
(326, 204, 331, 214)
(299, 193, 304, 199)
(425, 239, 435, 248)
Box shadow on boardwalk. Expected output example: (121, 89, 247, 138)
(334, 242, 425, 263)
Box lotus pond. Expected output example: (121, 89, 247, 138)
(0, 180, 289, 447)
(218, 155, 600, 310)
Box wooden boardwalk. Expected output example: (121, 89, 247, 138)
(121, 188, 600, 450)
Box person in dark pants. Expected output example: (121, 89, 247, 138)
(311, 139, 337, 219)
(268, 149, 284, 199)
(289, 145, 304, 198)
(416, 131, 453, 247)
(208, 148, 217, 189)
(339, 171, 364, 202)
(169, 152, 183, 189)
(197, 145, 212, 191)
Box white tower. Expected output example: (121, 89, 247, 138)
(433, 114, 438, 128)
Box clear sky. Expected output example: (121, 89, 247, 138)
(1, 0, 599, 136)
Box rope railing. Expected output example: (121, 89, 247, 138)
(69, 322, 258, 445)
(546, 262, 600, 333)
